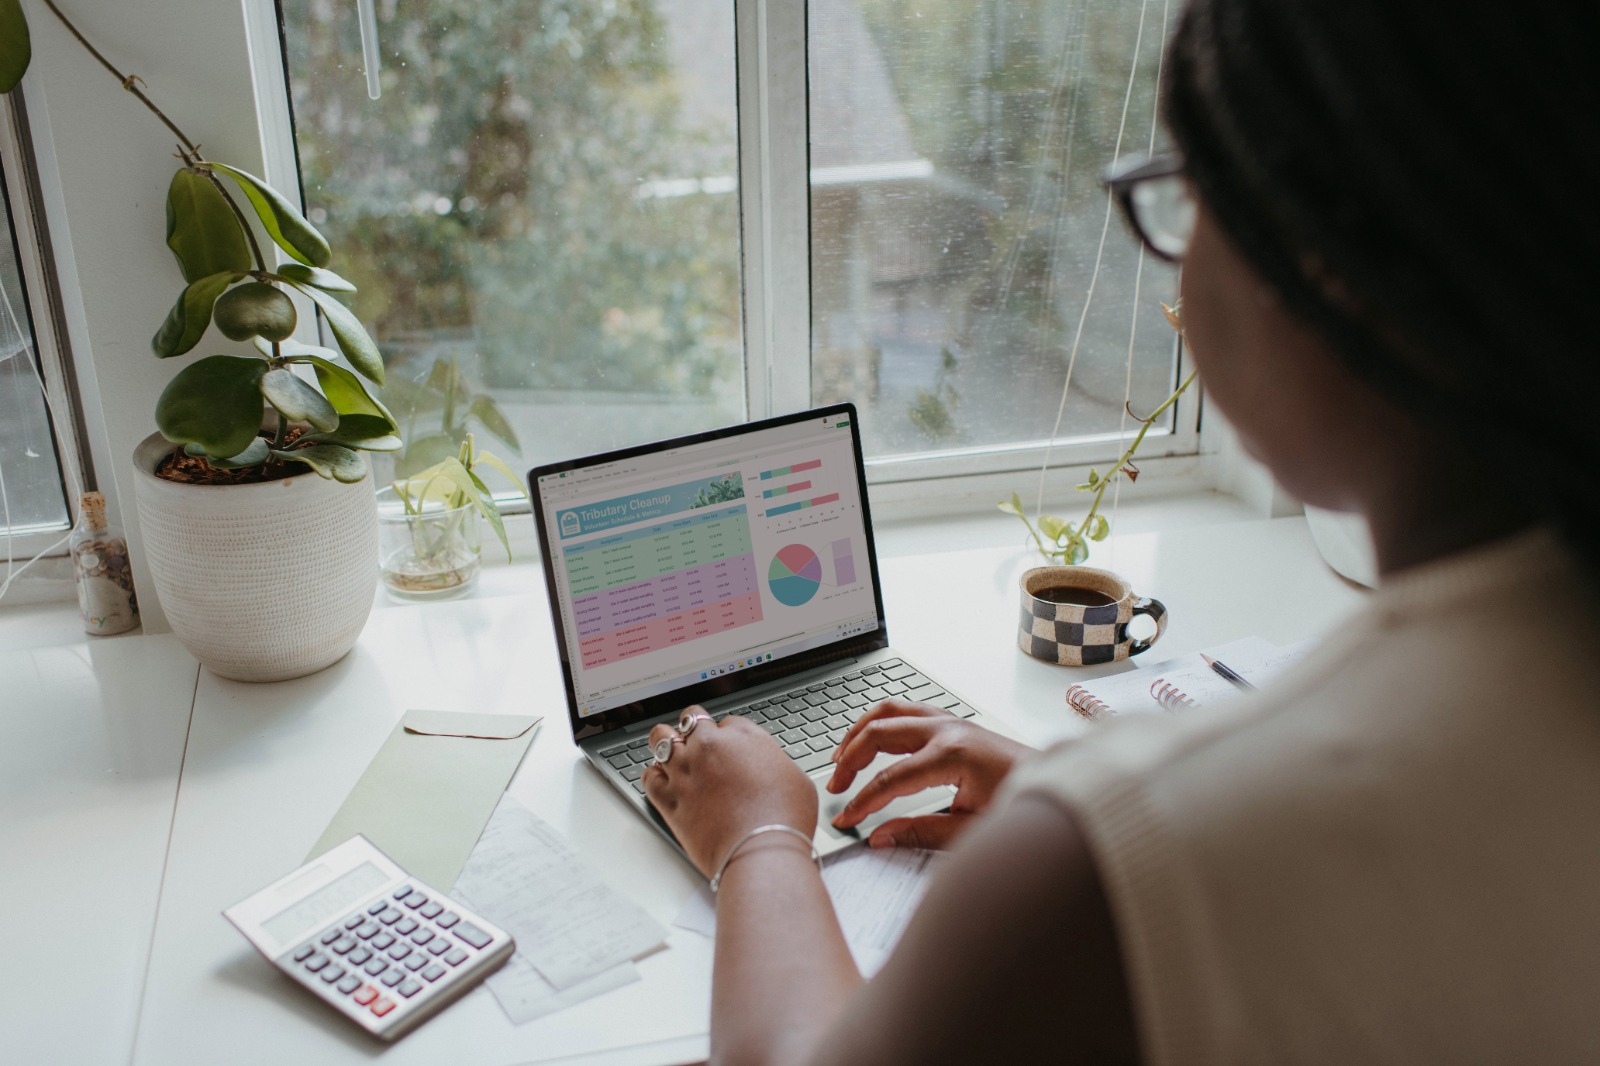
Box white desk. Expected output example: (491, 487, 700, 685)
(3, 516, 1362, 1065)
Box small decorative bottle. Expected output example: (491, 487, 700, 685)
(71, 491, 139, 635)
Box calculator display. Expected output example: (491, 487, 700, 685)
(264, 861, 388, 942)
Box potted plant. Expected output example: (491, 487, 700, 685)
(3, 2, 402, 681)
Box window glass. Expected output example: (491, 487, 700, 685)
(279, 0, 744, 476)
(0, 163, 70, 538)
(809, 0, 1180, 462)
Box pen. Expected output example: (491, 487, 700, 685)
(1201, 654, 1256, 692)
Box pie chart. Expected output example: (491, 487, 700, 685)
(768, 544, 822, 606)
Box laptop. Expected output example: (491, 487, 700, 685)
(528, 403, 1003, 859)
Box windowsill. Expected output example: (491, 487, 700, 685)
(0, 485, 1273, 648)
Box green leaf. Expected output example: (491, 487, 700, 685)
(273, 444, 367, 482)
(152, 271, 241, 357)
(213, 281, 297, 342)
(468, 394, 521, 452)
(474, 450, 526, 497)
(297, 355, 397, 428)
(997, 491, 1024, 517)
(284, 279, 384, 385)
(1037, 514, 1068, 541)
(206, 162, 331, 267)
(1087, 468, 1101, 485)
(155, 355, 268, 458)
(165, 169, 251, 284)
(1064, 538, 1089, 565)
(260, 368, 338, 431)
(466, 466, 512, 561)
(189, 437, 271, 469)
(0, 0, 30, 94)
(301, 414, 403, 452)
(275, 262, 356, 293)
(1086, 514, 1111, 542)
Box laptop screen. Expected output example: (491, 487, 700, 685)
(530, 404, 889, 736)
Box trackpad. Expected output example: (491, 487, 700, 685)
(813, 755, 955, 845)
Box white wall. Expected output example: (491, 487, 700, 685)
(21, 0, 273, 632)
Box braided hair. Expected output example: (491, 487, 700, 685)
(1164, 0, 1600, 564)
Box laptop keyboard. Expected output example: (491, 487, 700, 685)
(597, 660, 977, 795)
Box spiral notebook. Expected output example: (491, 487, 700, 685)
(1064, 635, 1311, 720)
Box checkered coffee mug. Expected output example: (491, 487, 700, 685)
(1018, 565, 1168, 666)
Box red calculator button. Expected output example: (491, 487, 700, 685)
(352, 985, 379, 1006)
(371, 996, 395, 1016)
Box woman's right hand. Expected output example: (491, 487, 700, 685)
(826, 699, 1033, 850)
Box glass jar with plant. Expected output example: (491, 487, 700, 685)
(380, 434, 525, 600)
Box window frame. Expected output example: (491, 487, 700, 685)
(253, 0, 1200, 499)
(0, 91, 91, 559)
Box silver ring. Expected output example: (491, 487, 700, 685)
(678, 711, 714, 737)
(652, 734, 685, 765)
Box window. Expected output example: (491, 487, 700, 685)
(277, 0, 1187, 487)
(0, 101, 79, 559)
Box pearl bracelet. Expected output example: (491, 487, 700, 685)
(708, 824, 822, 893)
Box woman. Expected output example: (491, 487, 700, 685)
(643, 0, 1600, 1061)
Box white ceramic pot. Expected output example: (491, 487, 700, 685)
(132, 432, 379, 682)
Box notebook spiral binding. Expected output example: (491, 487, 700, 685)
(1064, 684, 1111, 720)
(1149, 678, 1197, 710)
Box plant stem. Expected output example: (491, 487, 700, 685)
(1068, 369, 1198, 546)
(39, 0, 199, 158)
(273, 412, 287, 450)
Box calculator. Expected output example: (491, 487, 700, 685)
(223, 835, 514, 1041)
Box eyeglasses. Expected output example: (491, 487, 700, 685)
(1102, 153, 1194, 263)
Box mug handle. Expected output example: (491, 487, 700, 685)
(1128, 596, 1168, 657)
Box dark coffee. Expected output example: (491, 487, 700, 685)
(1033, 585, 1117, 607)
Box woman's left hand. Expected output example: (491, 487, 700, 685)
(642, 709, 819, 878)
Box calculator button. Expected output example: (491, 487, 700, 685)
(352, 985, 378, 1006)
(404, 893, 429, 910)
(331, 937, 356, 955)
(404, 954, 430, 972)
(387, 944, 412, 961)
(304, 953, 329, 972)
(395, 918, 419, 936)
(410, 929, 433, 946)
(453, 922, 493, 949)
(377, 908, 403, 925)
(363, 957, 389, 976)
(444, 948, 467, 966)
(435, 912, 460, 929)
(320, 928, 342, 945)
(292, 944, 315, 962)
(320, 964, 345, 984)
(343, 914, 365, 930)
(420, 901, 444, 919)
(380, 969, 405, 987)
(355, 922, 379, 939)
(367, 900, 388, 915)
(427, 940, 451, 956)
(371, 996, 395, 1016)
(347, 947, 371, 966)
(372, 933, 395, 950)
(422, 964, 446, 982)
(392, 886, 413, 901)
(398, 979, 422, 998)
(336, 975, 362, 995)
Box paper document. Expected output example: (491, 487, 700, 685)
(674, 844, 937, 977)
(482, 954, 641, 1025)
(453, 795, 668, 1009)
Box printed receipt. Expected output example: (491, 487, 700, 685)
(452, 795, 667, 1022)
(673, 845, 937, 977)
